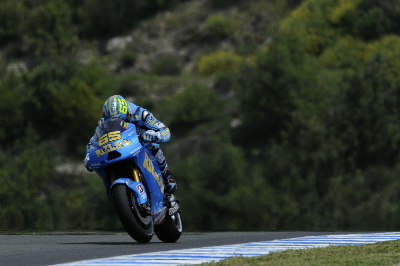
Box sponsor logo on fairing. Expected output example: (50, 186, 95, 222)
(136, 184, 147, 200)
(143, 152, 164, 192)
(136, 184, 144, 194)
(122, 139, 132, 146)
(95, 142, 124, 157)
(130, 146, 141, 156)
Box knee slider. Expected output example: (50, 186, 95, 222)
(154, 149, 165, 164)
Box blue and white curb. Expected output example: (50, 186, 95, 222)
(52, 232, 400, 266)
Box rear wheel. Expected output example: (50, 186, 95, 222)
(154, 212, 182, 243)
(112, 184, 153, 243)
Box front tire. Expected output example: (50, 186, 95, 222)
(112, 184, 153, 243)
(154, 212, 182, 243)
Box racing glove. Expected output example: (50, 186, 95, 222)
(84, 153, 94, 172)
(141, 130, 163, 143)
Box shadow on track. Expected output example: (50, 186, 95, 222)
(60, 242, 166, 245)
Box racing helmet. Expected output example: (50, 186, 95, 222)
(102, 95, 132, 121)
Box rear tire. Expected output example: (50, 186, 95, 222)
(112, 184, 153, 243)
(154, 213, 182, 243)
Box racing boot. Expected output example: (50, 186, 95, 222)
(162, 169, 177, 194)
(149, 145, 177, 194)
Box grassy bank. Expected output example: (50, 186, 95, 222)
(197, 240, 400, 266)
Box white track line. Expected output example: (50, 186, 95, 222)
(51, 232, 400, 266)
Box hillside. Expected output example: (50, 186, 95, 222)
(2, 0, 400, 232)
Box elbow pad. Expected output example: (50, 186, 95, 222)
(158, 127, 171, 142)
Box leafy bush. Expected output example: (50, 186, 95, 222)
(279, 0, 400, 56)
(27, 0, 78, 56)
(351, 7, 395, 41)
(319, 36, 371, 68)
(79, 0, 184, 38)
(232, 2, 400, 230)
(279, 0, 339, 55)
(0, 126, 59, 230)
(198, 50, 242, 74)
(0, 72, 26, 142)
(0, 0, 26, 42)
(120, 49, 137, 68)
(235, 36, 318, 147)
(79, 0, 124, 38)
(24, 59, 117, 155)
(213, 71, 237, 96)
(211, 0, 243, 8)
(152, 54, 181, 76)
(204, 14, 236, 38)
(62, 176, 121, 230)
(175, 138, 248, 231)
(159, 82, 222, 126)
(328, 0, 359, 25)
(285, 0, 304, 7)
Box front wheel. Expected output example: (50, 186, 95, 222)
(112, 184, 153, 243)
(154, 212, 182, 243)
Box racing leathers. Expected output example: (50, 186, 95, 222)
(84, 101, 177, 194)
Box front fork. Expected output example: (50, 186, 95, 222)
(108, 167, 151, 216)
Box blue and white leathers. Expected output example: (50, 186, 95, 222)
(86, 101, 172, 181)
(127, 102, 171, 143)
(88, 120, 166, 222)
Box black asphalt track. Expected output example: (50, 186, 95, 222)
(0, 231, 358, 266)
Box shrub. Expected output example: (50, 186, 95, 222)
(159, 82, 222, 126)
(120, 49, 137, 68)
(79, 0, 122, 38)
(0, 72, 26, 142)
(213, 71, 237, 95)
(329, 0, 359, 25)
(211, 0, 242, 8)
(204, 14, 235, 38)
(0, 0, 26, 42)
(198, 50, 242, 74)
(352, 7, 394, 41)
(152, 54, 181, 76)
(27, 0, 78, 56)
(24, 59, 117, 155)
(319, 36, 370, 68)
(79, 0, 185, 38)
(279, 0, 400, 56)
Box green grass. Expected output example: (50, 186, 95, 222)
(196, 240, 400, 266)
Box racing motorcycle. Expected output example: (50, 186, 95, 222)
(87, 118, 182, 243)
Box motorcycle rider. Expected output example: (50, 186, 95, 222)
(84, 95, 177, 194)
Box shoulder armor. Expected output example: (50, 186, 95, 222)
(98, 118, 104, 129)
(94, 118, 104, 140)
(142, 110, 150, 121)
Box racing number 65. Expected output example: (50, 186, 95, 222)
(118, 98, 128, 114)
(99, 131, 121, 146)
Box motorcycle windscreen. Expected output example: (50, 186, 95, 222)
(94, 119, 131, 141)
(89, 119, 137, 167)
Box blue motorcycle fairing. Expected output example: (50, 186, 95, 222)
(131, 148, 165, 215)
(110, 178, 148, 205)
(87, 119, 166, 220)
